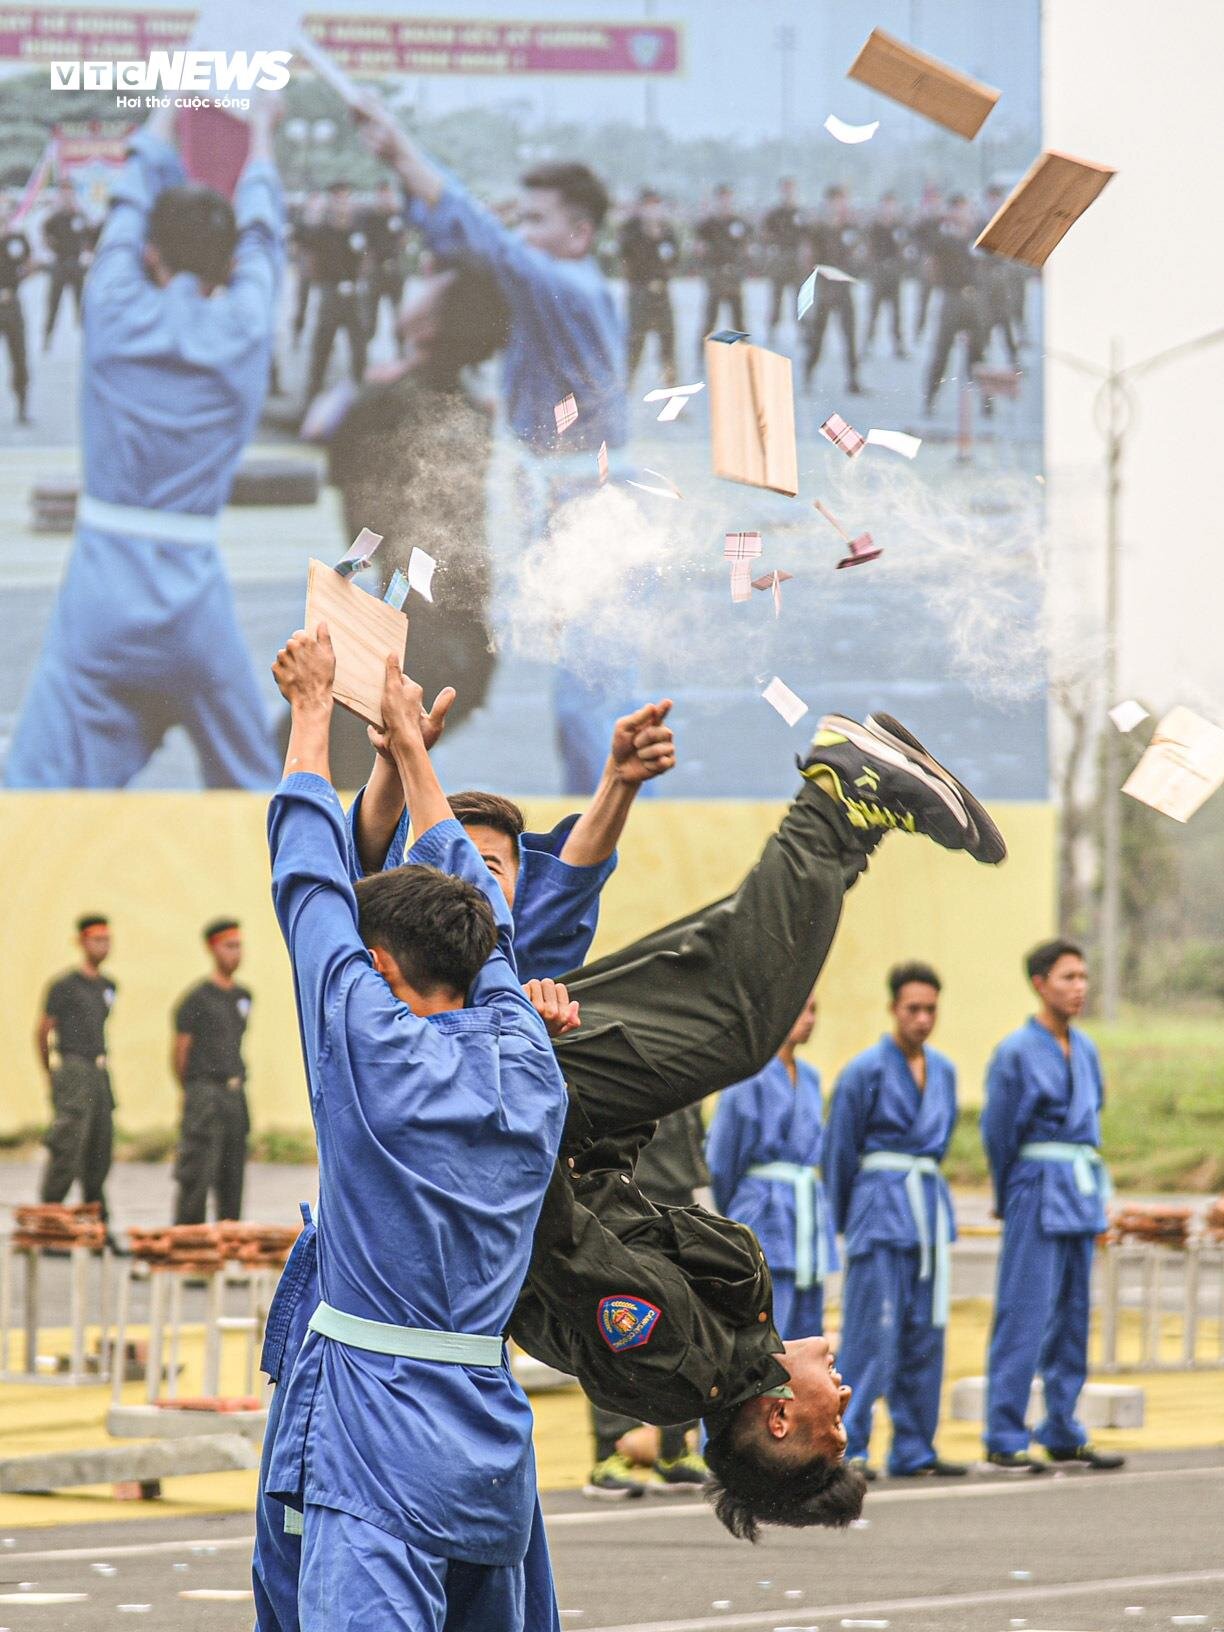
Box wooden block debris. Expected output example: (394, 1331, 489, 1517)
(975, 150, 1116, 268)
(1122, 706, 1224, 823)
(847, 28, 999, 139)
(305, 557, 409, 729)
(706, 339, 799, 496)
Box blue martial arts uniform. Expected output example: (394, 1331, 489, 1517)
(824, 1037, 958, 1475)
(982, 1018, 1110, 1456)
(5, 128, 282, 790)
(706, 1057, 836, 1340)
(253, 793, 615, 1631)
(263, 774, 566, 1630)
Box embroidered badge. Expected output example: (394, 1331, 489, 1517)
(597, 1294, 661, 1353)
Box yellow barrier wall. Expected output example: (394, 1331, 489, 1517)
(0, 794, 1055, 1136)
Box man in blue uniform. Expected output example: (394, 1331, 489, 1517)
(707, 991, 836, 1341)
(824, 962, 966, 1481)
(267, 626, 570, 1629)
(982, 940, 1125, 1474)
(5, 101, 282, 789)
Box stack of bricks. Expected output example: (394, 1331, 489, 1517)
(215, 1221, 301, 1269)
(12, 1202, 107, 1252)
(127, 1224, 225, 1274)
(1107, 1204, 1193, 1247)
(1205, 1198, 1224, 1243)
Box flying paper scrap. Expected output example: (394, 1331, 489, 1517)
(762, 676, 809, 728)
(554, 393, 578, 434)
(798, 266, 857, 318)
(837, 533, 881, 570)
(820, 414, 866, 458)
(334, 527, 383, 577)
(730, 561, 753, 604)
(1122, 707, 1224, 822)
(824, 113, 880, 144)
(752, 568, 789, 617)
(1109, 700, 1149, 734)
(407, 546, 437, 603)
(724, 530, 763, 561)
(644, 382, 705, 422)
(597, 441, 609, 485)
(709, 329, 750, 344)
(866, 428, 922, 459)
(625, 466, 683, 499)
(383, 568, 409, 611)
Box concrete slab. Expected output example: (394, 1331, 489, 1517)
(951, 1373, 1145, 1427)
(106, 1407, 268, 1443)
(0, 1434, 258, 1493)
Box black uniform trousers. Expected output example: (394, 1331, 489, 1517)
(44, 264, 85, 344)
(41, 1055, 114, 1218)
(366, 264, 405, 342)
(174, 1077, 250, 1225)
(305, 286, 367, 404)
(924, 287, 986, 411)
(802, 284, 860, 389)
(867, 266, 906, 353)
(0, 291, 29, 413)
(701, 274, 745, 340)
(512, 782, 868, 1424)
(626, 283, 676, 384)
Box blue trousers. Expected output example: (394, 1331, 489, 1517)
(837, 1245, 945, 1475)
(770, 1272, 824, 1343)
(985, 1200, 1094, 1455)
(252, 1378, 300, 1631)
(5, 527, 278, 789)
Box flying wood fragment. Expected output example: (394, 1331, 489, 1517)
(975, 151, 1116, 268)
(847, 28, 999, 139)
(707, 338, 798, 495)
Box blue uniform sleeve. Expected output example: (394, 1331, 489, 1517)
(514, 818, 617, 979)
(87, 126, 186, 308)
(823, 1061, 871, 1235)
(981, 1042, 1024, 1215)
(706, 1080, 754, 1217)
(343, 786, 409, 881)
(228, 156, 284, 323)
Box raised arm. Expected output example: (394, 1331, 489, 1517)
(559, 700, 675, 868)
(348, 683, 455, 877)
(87, 111, 186, 309)
(227, 94, 286, 317)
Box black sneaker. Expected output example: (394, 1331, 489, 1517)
(653, 1452, 711, 1493)
(801, 718, 974, 855)
(864, 713, 1008, 865)
(893, 1458, 970, 1478)
(985, 1451, 1047, 1475)
(1046, 1445, 1126, 1470)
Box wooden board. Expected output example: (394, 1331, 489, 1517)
(304, 558, 408, 728)
(847, 28, 999, 140)
(1122, 706, 1224, 824)
(706, 339, 799, 497)
(974, 150, 1116, 269)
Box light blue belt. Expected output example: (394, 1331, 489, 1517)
(1019, 1141, 1113, 1201)
(860, 1152, 951, 1327)
(307, 1301, 504, 1365)
(78, 493, 220, 547)
(745, 1162, 828, 1290)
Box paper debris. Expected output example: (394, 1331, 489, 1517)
(730, 562, 753, 604)
(625, 466, 683, 499)
(798, 266, 858, 318)
(750, 569, 789, 616)
(711, 1601, 732, 1610)
(850, 1517, 872, 1528)
(824, 113, 880, 144)
(837, 533, 881, 570)
(0, 1595, 88, 1605)
(762, 676, 809, 728)
(407, 546, 437, 603)
(724, 530, 763, 561)
(975, 150, 1116, 269)
(866, 427, 922, 459)
(644, 382, 705, 422)
(1009, 1570, 1032, 1580)
(813, 499, 851, 541)
(847, 27, 999, 139)
(334, 527, 383, 578)
(841, 1622, 889, 1629)
(820, 413, 866, 458)
(383, 569, 409, 611)
(90, 1563, 117, 1575)
(708, 328, 749, 344)
(1109, 700, 1149, 734)
(179, 1589, 256, 1601)
(1170, 1619, 1207, 1626)
(554, 393, 578, 434)
(597, 441, 609, 485)
(784, 1590, 804, 1599)
(1122, 707, 1224, 823)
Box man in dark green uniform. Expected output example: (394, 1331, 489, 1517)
(37, 914, 117, 1219)
(172, 918, 253, 1225)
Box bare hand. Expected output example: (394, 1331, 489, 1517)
(369, 666, 454, 759)
(524, 978, 581, 1039)
(609, 699, 675, 785)
(273, 624, 336, 710)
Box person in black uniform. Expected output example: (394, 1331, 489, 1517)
(41, 181, 93, 349)
(36, 914, 117, 1218)
(172, 918, 253, 1225)
(922, 193, 987, 416)
(302, 181, 369, 408)
(584, 1102, 712, 1498)
(910, 186, 945, 339)
(979, 183, 1022, 368)
(361, 178, 408, 347)
(0, 192, 35, 425)
(801, 185, 865, 395)
(761, 175, 806, 342)
(618, 187, 679, 387)
(694, 183, 750, 344)
(865, 192, 910, 360)
(290, 190, 325, 347)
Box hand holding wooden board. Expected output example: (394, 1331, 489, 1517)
(305, 558, 408, 728)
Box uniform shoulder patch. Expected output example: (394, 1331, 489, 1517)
(597, 1294, 661, 1353)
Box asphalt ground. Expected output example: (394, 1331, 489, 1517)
(0, 1450, 1220, 1632)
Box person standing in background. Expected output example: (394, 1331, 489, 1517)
(618, 186, 679, 388)
(302, 180, 369, 410)
(361, 177, 408, 348)
(172, 918, 253, 1226)
(0, 191, 34, 425)
(865, 192, 910, 361)
(801, 184, 865, 396)
(694, 183, 750, 344)
(706, 990, 834, 1342)
(37, 914, 118, 1223)
(41, 179, 94, 349)
(761, 176, 806, 344)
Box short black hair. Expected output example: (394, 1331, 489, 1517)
(449, 791, 526, 847)
(520, 162, 610, 230)
(637, 185, 663, 204)
(703, 1408, 867, 1542)
(147, 186, 238, 285)
(888, 960, 942, 1001)
(327, 179, 354, 194)
(429, 263, 511, 373)
(77, 914, 109, 934)
(947, 192, 969, 206)
(824, 183, 847, 200)
(1025, 937, 1084, 983)
(204, 918, 240, 941)
(354, 864, 497, 997)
